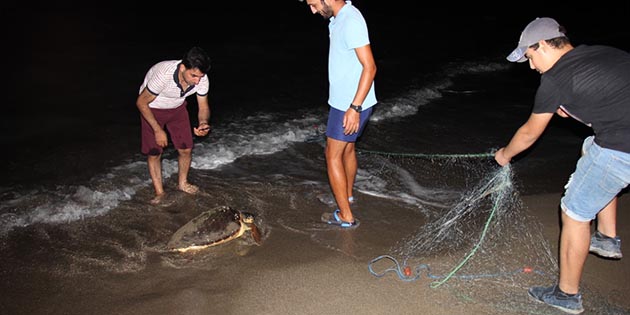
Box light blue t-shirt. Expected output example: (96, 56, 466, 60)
(327, 2, 377, 111)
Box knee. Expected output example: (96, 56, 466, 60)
(560, 210, 591, 229)
(147, 153, 162, 161)
(344, 143, 355, 154)
(178, 148, 192, 156)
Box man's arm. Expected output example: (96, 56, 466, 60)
(352, 44, 377, 106)
(343, 44, 377, 134)
(193, 94, 211, 136)
(495, 112, 554, 166)
(136, 88, 168, 147)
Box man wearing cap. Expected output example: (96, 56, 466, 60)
(299, 0, 377, 228)
(495, 17, 630, 314)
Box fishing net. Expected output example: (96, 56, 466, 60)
(358, 150, 563, 313)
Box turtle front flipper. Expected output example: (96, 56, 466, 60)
(249, 223, 262, 245)
(240, 212, 263, 245)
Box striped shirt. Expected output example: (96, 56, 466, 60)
(138, 60, 209, 109)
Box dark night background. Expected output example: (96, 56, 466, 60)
(2, 3, 628, 181)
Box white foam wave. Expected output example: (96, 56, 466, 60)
(0, 59, 506, 234)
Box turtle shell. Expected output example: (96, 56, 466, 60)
(167, 206, 248, 252)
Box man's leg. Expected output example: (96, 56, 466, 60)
(589, 197, 622, 258)
(558, 211, 591, 294)
(141, 110, 166, 203)
(326, 137, 354, 223)
(147, 154, 164, 203)
(166, 104, 197, 195)
(527, 211, 587, 312)
(343, 142, 357, 200)
(595, 197, 617, 237)
(177, 148, 198, 194)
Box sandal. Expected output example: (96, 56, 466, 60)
(321, 209, 359, 228)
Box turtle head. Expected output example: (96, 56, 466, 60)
(240, 212, 256, 224)
(238, 211, 262, 245)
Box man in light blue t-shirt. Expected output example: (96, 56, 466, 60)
(301, 0, 377, 228)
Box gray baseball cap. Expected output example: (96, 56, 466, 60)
(507, 17, 566, 63)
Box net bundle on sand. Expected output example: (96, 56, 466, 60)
(361, 151, 565, 313)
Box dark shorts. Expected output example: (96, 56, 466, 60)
(141, 102, 193, 156)
(325, 106, 373, 142)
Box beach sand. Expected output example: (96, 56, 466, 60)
(2, 189, 629, 315)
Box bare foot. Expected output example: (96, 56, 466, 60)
(150, 193, 166, 205)
(178, 182, 199, 195)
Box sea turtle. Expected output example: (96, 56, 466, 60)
(167, 205, 262, 253)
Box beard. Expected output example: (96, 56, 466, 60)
(319, 2, 334, 19)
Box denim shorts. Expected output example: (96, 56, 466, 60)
(325, 106, 373, 142)
(561, 136, 630, 222)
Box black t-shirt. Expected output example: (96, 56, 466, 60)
(534, 45, 630, 153)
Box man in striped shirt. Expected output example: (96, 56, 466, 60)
(136, 47, 212, 204)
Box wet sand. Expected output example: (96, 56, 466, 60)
(2, 189, 628, 315)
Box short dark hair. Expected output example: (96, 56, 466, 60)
(529, 36, 570, 51)
(182, 46, 211, 74)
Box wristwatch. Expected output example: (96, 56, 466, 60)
(349, 104, 362, 113)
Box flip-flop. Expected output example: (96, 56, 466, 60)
(321, 209, 359, 228)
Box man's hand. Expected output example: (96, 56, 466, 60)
(155, 129, 168, 147)
(194, 122, 211, 136)
(343, 110, 360, 135)
(494, 147, 510, 166)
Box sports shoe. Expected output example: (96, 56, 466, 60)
(528, 285, 584, 314)
(589, 230, 622, 259)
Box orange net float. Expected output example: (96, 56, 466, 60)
(403, 266, 412, 277)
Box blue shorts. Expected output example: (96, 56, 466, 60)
(561, 136, 630, 222)
(325, 106, 373, 142)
